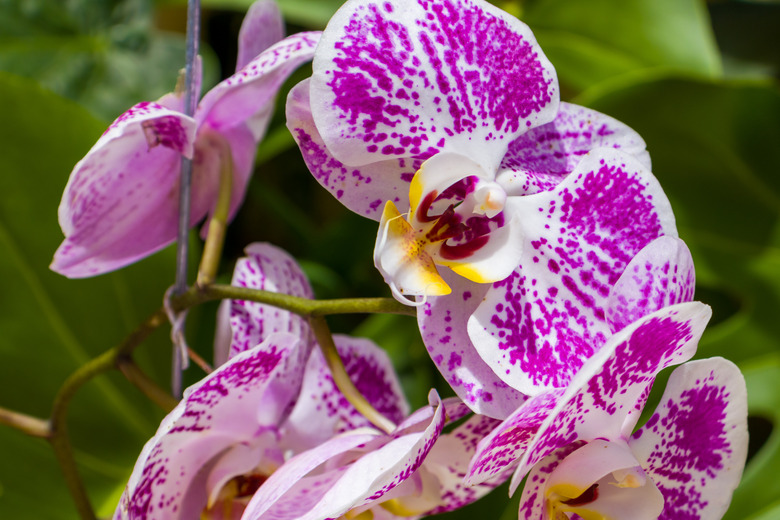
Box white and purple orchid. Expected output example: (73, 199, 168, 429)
(239, 393, 511, 520)
(286, 0, 677, 406)
(115, 243, 411, 520)
(464, 300, 748, 520)
(51, 1, 320, 278)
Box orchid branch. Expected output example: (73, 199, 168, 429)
(0, 406, 49, 438)
(197, 133, 234, 286)
(118, 358, 179, 412)
(309, 315, 397, 434)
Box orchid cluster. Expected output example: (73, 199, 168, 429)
(48, 1, 748, 520)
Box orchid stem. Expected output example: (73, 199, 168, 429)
(309, 315, 396, 434)
(197, 133, 234, 286)
(118, 358, 179, 412)
(172, 0, 202, 399)
(0, 406, 50, 438)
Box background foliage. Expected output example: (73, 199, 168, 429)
(0, 0, 778, 518)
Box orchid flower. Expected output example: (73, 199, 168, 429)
(116, 274, 410, 520)
(240, 393, 511, 520)
(464, 301, 748, 520)
(286, 0, 677, 407)
(51, 1, 321, 278)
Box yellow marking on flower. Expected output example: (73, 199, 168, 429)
(379, 498, 423, 517)
(344, 509, 374, 520)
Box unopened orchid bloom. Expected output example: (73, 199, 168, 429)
(51, 1, 321, 278)
(465, 301, 748, 520)
(240, 393, 510, 520)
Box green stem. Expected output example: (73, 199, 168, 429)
(197, 132, 234, 286)
(117, 358, 179, 412)
(309, 316, 396, 434)
(0, 406, 50, 438)
(200, 284, 416, 317)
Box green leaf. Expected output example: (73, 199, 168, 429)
(0, 0, 193, 120)
(522, 0, 722, 94)
(0, 72, 175, 518)
(725, 355, 780, 520)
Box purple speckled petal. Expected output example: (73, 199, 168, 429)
(496, 102, 651, 196)
(468, 148, 677, 395)
(197, 32, 320, 142)
(114, 335, 300, 520)
(606, 236, 695, 334)
(236, 0, 285, 72)
(220, 242, 314, 364)
(286, 79, 418, 221)
(283, 334, 410, 449)
(466, 388, 564, 485)
(467, 302, 710, 488)
(507, 302, 711, 490)
(629, 358, 748, 520)
(245, 397, 446, 520)
(52, 102, 198, 278)
(418, 269, 527, 419)
(310, 0, 558, 172)
(424, 414, 508, 514)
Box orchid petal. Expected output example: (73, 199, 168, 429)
(236, 0, 285, 72)
(241, 431, 381, 520)
(52, 102, 198, 278)
(467, 302, 710, 488)
(283, 335, 410, 450)
(517, 443, 586, 520)
(221, 243, 313, 363)
(115, 335, 300, 520)
(374, 200, 452, 299)
(629, 358, 748, 520)
(466, 389, 564, 485)
(418, 269, 527, 419)
(424, 414, 507, 514)
(607, 236, 696, 334)
(244, 397, 445, 520)
(286, 79, 418, 221)
(543, 440, 664, 520)
(468, 148, 677, 394)
(310, 0, 558, 172)
(496, 102, 651, 196)
(197, 32, 321, 142)
(509, 302, 711, 489)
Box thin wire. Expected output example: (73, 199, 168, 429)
(172, 0, 201, 398)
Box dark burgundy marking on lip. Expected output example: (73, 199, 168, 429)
(439, 234, 489, 260)
(561, 483, 599, 506)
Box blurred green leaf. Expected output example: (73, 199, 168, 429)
(0, 0, 194, 120)
(175, 0, 344, 28)
(523, 0, 722, 94)
(0, 72, 175, 518)
(725, 355, 780, 520)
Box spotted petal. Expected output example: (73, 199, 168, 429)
(236, 0, 285, 72)
(629, 358, 748, 520)
(466, 302, 710, 487)
(468, 148, 677, 395)
(283, 334, 410, 450)
(287, 78, 419, 221)
(606, 236, 696, 333)
(496, 102, 651, 196)
(418, 269, 527, 419)
(243, 395, 446, 520)
(310, 0, 558, 172)
(114, 334, 301, 520)
(217, 242, 314, 365)
(52, 102, 198, 278)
